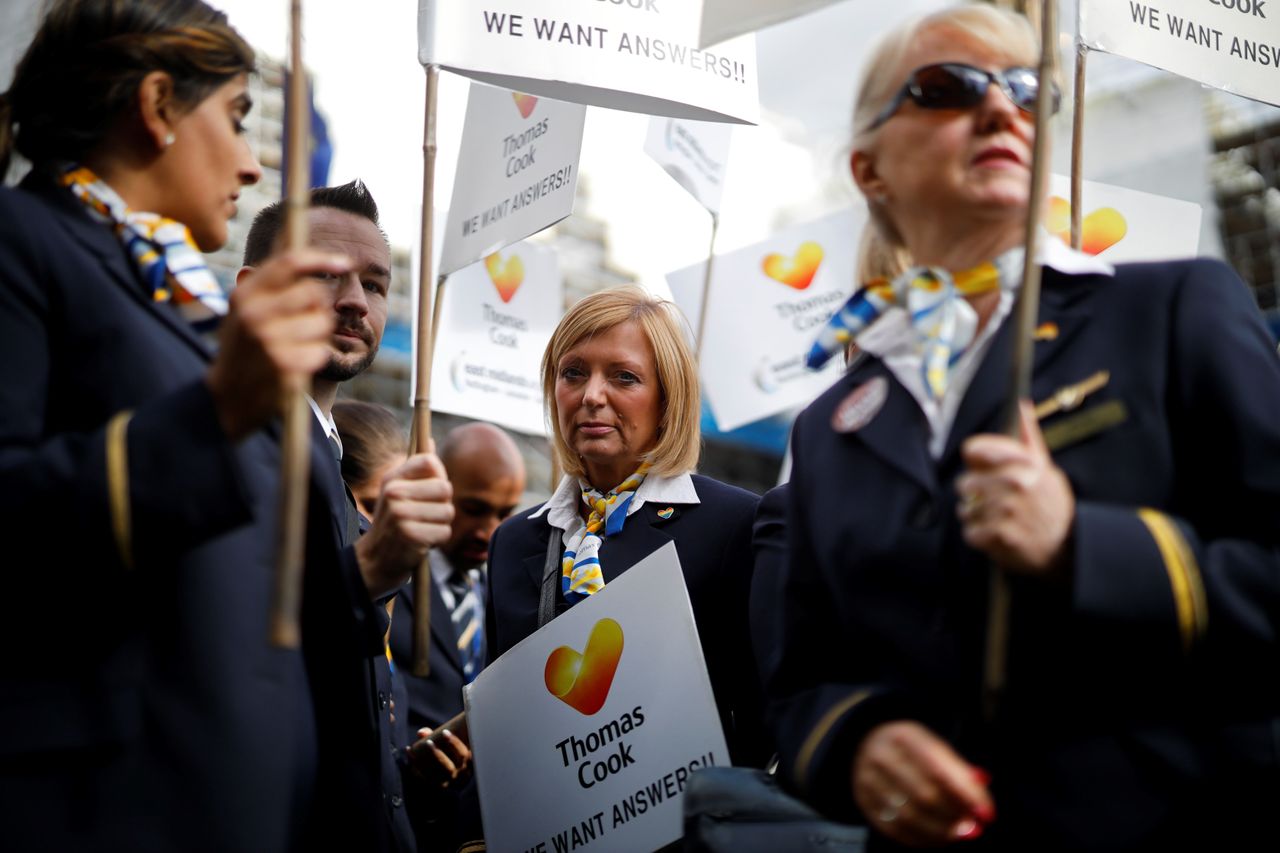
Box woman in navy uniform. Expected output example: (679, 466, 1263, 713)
(486, 285, 768, 767)
(763, 5, 1280, 850)
(0, 2, 453, 850)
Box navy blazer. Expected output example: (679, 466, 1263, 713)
(486, 474, 769, 767)
(766, 259, 1280, 850)
(0, 172, 394, 851)
(390, 564, 475, 732)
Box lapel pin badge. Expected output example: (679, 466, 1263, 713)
(656, 507, 674, 520)
(1034, 321, 1059, 341)
(832, 376, 889, 434)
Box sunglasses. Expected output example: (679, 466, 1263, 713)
(865, 63, 1060, 131)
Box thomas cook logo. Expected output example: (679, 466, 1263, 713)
(1046, 196, 1127, 256)
(544, 618, 624, 715)
(512, 92, 538, 119)
(762, 241, 824, 290)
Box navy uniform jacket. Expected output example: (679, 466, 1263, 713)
(486, 474, 770, 768)
(390, 565, 475, 732)
(0, 172, 395, 852)
(766, 260, 1280, 851)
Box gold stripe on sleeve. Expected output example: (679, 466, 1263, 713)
(106, 410, 135, 571)
(1137, 508, 1207, 651)
(794, 690, 870, 793)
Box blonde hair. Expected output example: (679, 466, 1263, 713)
(851, 5, 1041, 279)
(542, 285, 701, 480)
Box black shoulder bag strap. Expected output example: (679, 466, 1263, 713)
(537, 525, 561, 629)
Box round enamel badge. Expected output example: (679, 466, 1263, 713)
(831, 376, 888, 433)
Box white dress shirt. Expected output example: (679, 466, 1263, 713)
(531, 470, 700, 549)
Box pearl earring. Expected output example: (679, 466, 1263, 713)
(163, 132, 175, 147)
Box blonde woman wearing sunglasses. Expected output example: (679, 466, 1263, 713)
(759, 5, 1280, 850)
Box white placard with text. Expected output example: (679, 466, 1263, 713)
(644, 116, 732, 213)
(1080, 0, 1280, 107)
(418, 0, 759, 123)
(429, 241, 562, 436)
(668, 208, 865, 431)
(442, 82, 585, 276)
(467, 543, 729, 853)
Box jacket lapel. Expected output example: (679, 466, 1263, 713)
(843, 361, 938, 496)
(29, 174, 215, 362)
(941, 267, 1097, 461)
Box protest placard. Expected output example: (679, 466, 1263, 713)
(442, 82, 585, 275)
(643, 116, 732, 213)
(697, 0, 849, 47)
(668, 208, 864, 431)
(417, 0, 759, 123)
(429, 241, 562, 436)
(1047, 174, 1202, 262)
(1080, 0, 1280, 107)
(467, 543, 730, 853)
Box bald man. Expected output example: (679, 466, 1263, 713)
(389, 422, 526, 731)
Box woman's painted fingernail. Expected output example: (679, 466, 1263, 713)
(954, 819, 983, 841)
(972, 766, 991, 787)
(974, 803, 996, 825)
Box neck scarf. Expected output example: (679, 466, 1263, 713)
(807, 258, 1007, 399)
(561, 462, 653, 604)
(61, 166, 226, 332)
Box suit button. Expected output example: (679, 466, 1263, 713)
(378, 691, 390, 710)
(391, 794, 404, 809)
(909, 501, 939, 529)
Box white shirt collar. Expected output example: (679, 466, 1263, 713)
(530, 470, 700, 532)
(306, 396, 343, 459)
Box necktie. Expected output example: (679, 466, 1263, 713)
(807, 261, 1003, 399)
(561, 462, 652, 604)
(61, 166, 227, 333)
(447, 569, 483, 683)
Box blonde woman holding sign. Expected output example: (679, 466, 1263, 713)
(486, 285, 769, 768)
(762, 4, 1280, 849)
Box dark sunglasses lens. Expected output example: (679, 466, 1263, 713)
(1004, 67, 1042, 110)
(912, 65, 988, 109)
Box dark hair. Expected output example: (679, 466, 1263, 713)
(332, 400, 407, 489)
(242, 179, 385, 266)
(1, 0, 255, 177)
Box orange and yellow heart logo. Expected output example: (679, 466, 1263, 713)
(1046, 196, 1128, 256)
(544, 618, 624, 716)
(762, 241, 824, 290)
(512, 92, 538, 119)
(484, 252, 524, 304)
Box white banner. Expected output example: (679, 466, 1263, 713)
(1080, 0, 1280, 107)
(698, 0, 849, 47)
(1046, 174, 1202, 262)
(429, 241, 562, 436)
(442, 82, 585, 276)
(643, 116, 732, 213)
(669, 208, 864, 432)
(418, 0, 759, 124)
(467, 543, 729, 853)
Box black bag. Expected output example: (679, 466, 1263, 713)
(682, 767, 868, 852)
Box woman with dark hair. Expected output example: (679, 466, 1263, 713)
(764, 5, 1280, 850)
(334, 399, 411, 519)
(0, 2, 453, 850)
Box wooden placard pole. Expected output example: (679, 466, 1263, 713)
(693, 212, 721, 362)
(983, 0, 1058, 720)
(1070, 43, 1088, 251)
(269, 0, 312, 649)
(408, 64, 442, 677)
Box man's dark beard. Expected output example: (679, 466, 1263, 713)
(318, 345, 379, 382)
